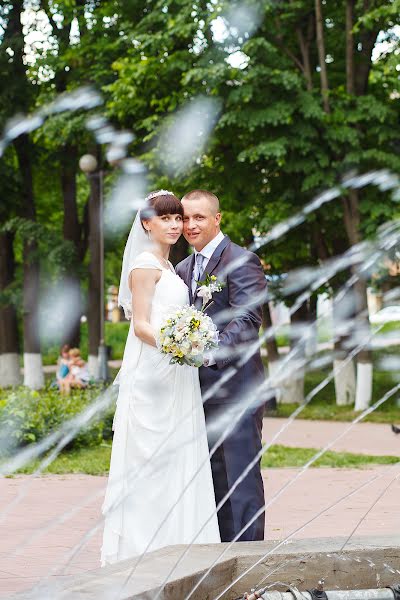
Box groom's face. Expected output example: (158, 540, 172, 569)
(182, 197, 221, 251)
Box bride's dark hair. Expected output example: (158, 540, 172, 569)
(140, 191, 183, 224)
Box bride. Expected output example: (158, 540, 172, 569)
(101, 190, 220, 565)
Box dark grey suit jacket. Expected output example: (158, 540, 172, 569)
(176, 236, 267, 405)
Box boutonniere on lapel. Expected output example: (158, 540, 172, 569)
(196, 274, 225, 310)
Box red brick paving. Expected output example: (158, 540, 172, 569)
(1, 465, 400, 596)
(1, 420, 399, 596)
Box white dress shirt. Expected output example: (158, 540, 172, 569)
(192, 231, 225, 293)
(194, 230, 225, 270)
(192, 231, 225, 367)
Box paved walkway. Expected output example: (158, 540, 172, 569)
(1, 466, 400, 597)
(262, 418, 400, 457)
(0, 419, 398, 596)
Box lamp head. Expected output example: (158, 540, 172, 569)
(79, 154, 98, 173)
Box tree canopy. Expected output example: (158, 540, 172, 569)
(0, 0, 399, 393)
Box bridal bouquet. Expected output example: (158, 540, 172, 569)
(158, 305, 219, 367)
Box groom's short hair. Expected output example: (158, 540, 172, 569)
(181, 189, 220, 214)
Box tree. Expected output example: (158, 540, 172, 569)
(35, 0, 128, 372)
(0, 152, 22, 386)
(107, 0, 400, 406)
(0, 0, 131, 383)
(1, 0, 44, 388)
(202, 0, 400, 405)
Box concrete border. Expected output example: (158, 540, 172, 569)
(12, 535, 400, 600)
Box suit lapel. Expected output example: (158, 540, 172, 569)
(203, 236, 230, 277)
(193, 236, 230, 302)
(186, 254, 195, 304)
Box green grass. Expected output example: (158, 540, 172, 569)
(263, 355, 400, 423)
(378, 320, 400, 334)
(15, 443, 113, 476)
(13, 443, 399, 476)
(274, 402, 400, 424)
(260, 445, 399, 469)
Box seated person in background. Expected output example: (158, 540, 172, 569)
(59, 348, 90, 395)
(56, 344, 70, 387)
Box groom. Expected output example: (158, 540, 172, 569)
(176, 189, 267, 542)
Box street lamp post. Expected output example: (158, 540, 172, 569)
(79, 153, 109, 383)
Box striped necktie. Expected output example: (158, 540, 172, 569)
(192, 253, 205, 295)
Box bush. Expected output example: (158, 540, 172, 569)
(0, 386, 115, 458)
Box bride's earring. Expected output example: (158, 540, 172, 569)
(147, 230, 152, 241)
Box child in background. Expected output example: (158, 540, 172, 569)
(59, 348, 90, 395)
(56, 344, 70, 388)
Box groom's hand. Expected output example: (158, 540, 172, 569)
(203, 352, 216, 367)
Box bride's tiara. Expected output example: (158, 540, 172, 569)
(146, 189, 175, 201)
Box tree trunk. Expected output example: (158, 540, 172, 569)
(311, 224, 356, 405)
(353, 279, 373, 411)
(6, 2, 43, 388)
(305, 295, 318, 357)
(296, 16, 314, 91)
(263, 302, 280, 363)
(262, 302, 278, 410)
(342, 189, 373, 409)
(355, 27, 380, 96)
(315, 0, 330, 112)
(0, 231, 21, 387)
(14, 136, 44, 390)
(38, 5, 87, 350)
(344, 7, 379, 411)
(332, 293, 356, 406)
(334, 355, 356, 406)
(354, 359, 373, 410)
(345, 0, 355, 94)
(22, 224, 43, 390)
(280, 301, 307, 404)
(88, 171, 102, 377)
(61, 145, 82, 347)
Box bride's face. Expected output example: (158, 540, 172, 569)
(143, 213, 183, 245)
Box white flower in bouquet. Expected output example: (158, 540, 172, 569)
(197, 286, 213, 304)
(158, 305, 219, 367)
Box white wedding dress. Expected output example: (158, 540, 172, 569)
(101, 251, 220, 565)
